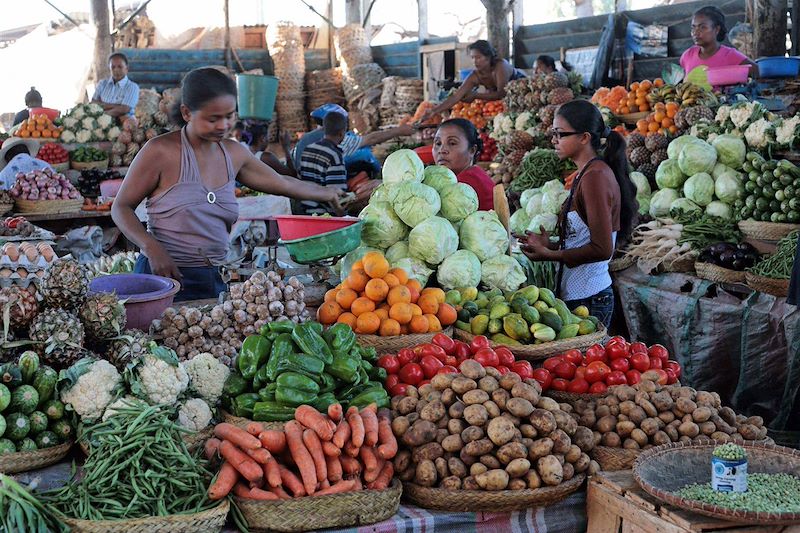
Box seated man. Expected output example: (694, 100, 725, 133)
(0, 139, 53, 189)
(297, 112, 348, 215)
(92, 53, 139, 118)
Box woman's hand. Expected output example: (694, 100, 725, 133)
(145, 244, 183, 282)
(462, 92, 477, 103)
(279, 130, 292, 150)
(514, 228, 554, 261)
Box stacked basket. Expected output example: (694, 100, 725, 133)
(335, 24, 385, 100)
(267, 22, 307, 136)
(379, 77, 423, 127)
(306, 68, 346, 116)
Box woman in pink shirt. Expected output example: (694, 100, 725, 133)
(680, 6, 757, 78)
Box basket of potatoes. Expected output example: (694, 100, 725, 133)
(390, 360, 595, 512)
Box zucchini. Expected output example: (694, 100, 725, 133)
(42, 400, 65, 421)
(539, 311, 563, 333)
(28, 411, 48, 434)
(252, 401, 296, 422)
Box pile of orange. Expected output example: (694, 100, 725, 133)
(615, 79, 665, 115)
(635, 101, 680, 136)
(13, 114, 62, 139)
(317, 251, 457, 336)
(591, 86, 628, 112)
(450, 100, 504, 130)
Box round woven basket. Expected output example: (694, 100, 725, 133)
(15, 198, 84, 215)
(70, 160, 108, 171)
(221, 410, 286, 431)
(633, 441, 800, 525)
(695, 262, 746, 284)
(738, 220, 800, 241)
(403, 474, 585, 512)
(660, 252, 698, 274)
(356, 327, 453, 354)
(0, 441, 72, 474)
(454, 327, 608, 361)
(745, 272, 790, 297)
(592, 446, 642, 471)
(235, 478, 401, 532)
(60, 499, 229, 533)
(79, 425, 213, 456)
(0, 203, 13, 216)
(609, 254, 636, 272)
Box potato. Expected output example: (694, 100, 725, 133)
(528, 438, 554, 461)
(596, 415, 618, 434)
(464, 438, 494, 456)
(441, 388, 456, 406)
(682, 413, 694, 424)
(630, 428, 648, 447)
(536, 397, 560, 412)
(420, 400, 447, 422)
(658, 411, 676, 424)
(424, 390, 443, 403)
(496, 441, 527, 464)
(616, 420, 636, 438)
(640, 418, 660, 437)
(572, 426, 595, 453)
(676, 398, 697, 414)
(623, 438, 640, 450)
(565, 444, 581, 464)
(432, 373, 456, 391)
(639, 380, 658, 393)
(678, 421, 700, 438)
(413, 442, 445, 463)
(619, 400, 636, 416)
(402, 420, 438, 447)
(406, 386, 419, 399)
(451, 377, 478, 395)
(746, 415, 764, 428)
(508, 478, 527, 490)
(485, 366, 502, 379)
(694, 391, 716, 407)
(692, 407, 713, 424)
(664, 425, 679, 442)
(442, 434, 465, 453)
(520, 424, 537, 439)
(550, 429, 571, 454)
(613, 385, 637, 402)
(419, 384, 435, 398)
(562, 462, 575, 482)
(536, 455, 563, 486)
(460, 360, 486, 380)
(435, 457, 449, 479)
(699, 421, 716, 436)
(436, 429, 449, 443)
(448, 457, 468, 478)
(460, 448, 478, 466)
(463, 404, 489, 426)
(441, 476, 462, 490)
(521, 437, 535, 450)
(462, 476, 480, 490)
(637, 398, 658, 418)
(449, 401, 466, 420)
(593, 431, 603, 447)
(574, 453, 590, 473)
(553, 410, 578, 436)
(601, 432, 621, 447)
(652, 430, 670, 446)
(502, 413, 522, 427)
(710, 431, 731, 443)
(417, 400, 429, 413)
(480, 454, 502, 469)
(650, 391, 674, 412)
(483, 400, 501, 418)
(407, 413, 420, 424)
(579, 412, 597, 431)
(479, 376, 500, 394)
(463, 389, 490, 405)
(511, 382, 540, 404)
(506, 458, 531, 478)
(530, 409, 557, 435)
(461, 425, 485, 443)
(491, 388, 510, 410)
(738, 424, 760, 441)
(487, 416, 516, 446)
(731, 433, 745, 444)
(506, 397, 534, 418)
(618, 414, 629, 423)
(391, 416, 410, 437)
(448, 418, 466, 435)
(397, 397, 418, 415)
(415, 460, 438, 487)
(470, 462, 488, 476)
(399, 468, 415, 482)
(499, 372, 522, 390)
(476, 469, 510, 491)
(523, 469, 541, 489)
(394, 450, 412, 473)
(595, 405, 611, 418)
(719, 407, 737, 426)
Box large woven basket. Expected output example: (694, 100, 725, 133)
(403, 473, 585, 512)
(0, 203, 14, 216)
(60, 499, 229, 533)
(633, 441, 800, 525)
(454, 327, 607, 361)
(0, 441, 72, 473)
(221, 410, 286, 431)
(235, 478, 401, 532)
(80, 426, 213, 456)
(609, 254, 635, 272)
(738, 220, 800, 241)
(592, 446, 642, 471)
(745, 272, 790, 297)
(546, 390, 603, 404)
(15, 198, 84, 215)
(695, 262, 746, 284)
(357, 327, 453, 354)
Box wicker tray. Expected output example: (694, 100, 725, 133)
(403, 474, 585, 512)
(15, 198, 84, 215)
(633, 441, 800, 525)
(235, 478, 401, 532)
(738, 220, 800, 241)
(70, 160, 108, 171)
(61, 499, 229, 533)
(0, 441, 72, 474)
(0, 204, 13, 217)
(745, 272, 790, 297)
(454, 327, 607, 361)
(694, 262, 746, 284)
(592, 446, 642, 471)
(221, 410, 286, 431)
(357, 327, 453, 354)
(609, 254, 635, 272)
(79, 426, 213, 456)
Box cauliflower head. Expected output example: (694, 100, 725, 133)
(86, 103, 104, 117)
(81, 117, 96, 130)
(60, 130, 76, 143)
(127, 343, 190, 406)
(96, 114, 113, 129)
(76, 130, 92, 144)
(776, 115, 800, 146)
(184, 352, 230, 405)
(71, 106, 85, 120)
(178, 398, 213, 431)
(744, 118, 774, 149)
(106, 126, 121, 141)
(715, 105, 731, 124)
(515, 112, 532, 131)
(59, 358, 122, 423)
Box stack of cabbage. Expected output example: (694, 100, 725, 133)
(509, 180, 568, 236)
(649, 134, 746, 220)
(343, 149, 525, 292)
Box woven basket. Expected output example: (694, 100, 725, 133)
(609, 254, 635, 272)
(235, 478, 401, 532)
(633, 441, 800, 525)
(221, 410, 286, 431)
(454, 327, 608, 361)
(51, 162, 70, 173)
(695, 262, 746, 284)
(403, 474, 585, 512)
(745, 272, 790, 297)
(79, 426, 214, 456)
(0, 441, 72, 474)
(61, 499, 229, 533)
(738, 220, 800, 241)
(15, 198, 84, 215)
(0, 204, 13, 216)
(615, 111, 650, 124)
(70, 160, 108, 171)
(660, 252, 698, 274)
(592, 446, 641, 471)
(357, 327, 453, 354)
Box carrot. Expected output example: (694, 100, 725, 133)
(321, 441, 341, 457)
(328, 419, 337, 434)
(360, 446, 379, 473)
(327, 403, 343, 423)
(270, 485, 291, 500)
(320, 479, 331, 490)
(219, 440, 263, 483)
(248, 487, 280, 500)
(285, 421, 318, 495)
(245, 447, 272, 465)
(325, 455, 343, 483)
(205, 438, 221, 460)
(351, 476, 363, 491)
(278, 464, 306, 497)
(247, 422, 266, 436)
(258, 430, 287, 454)
(344, 442, 360, 458)
(367, 461, 394, 490)
(264, 457, 282, 488)
(248, 479, 264, 489)
(295, 405, 334, 441)
(364, 458, 385, 484)
(302, 428, 328, 483)
(339, 455, 361, 476)
(346, 406, 365, 448)
(360, 407, 379, 447)
(313, 479, 356, 497)
(233, 482, 254, 498)
(332, 419, 351, 449)
(208, 462, 239, 500)
(214, 423, 261, 450)
(376, 416, 398, 460)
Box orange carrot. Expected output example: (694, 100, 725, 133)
(302, 428, 328, 483)
(367, 461, 394, 490)
(332, 419, 351, 449)
(214, 423, 261, 450)
(248, 479, 264, 489)
(270, 485, 291, 500)
(313, 479, 356, 497)
(233, 482, 254, 498)
(360, 407, 379, 447)
(325, 455, 343, 483)
(264, 457, 282, 488)
(321, 441, 340, 457)
(346, 406, 365, 448)
(246, 422, 266, 436)
(351, 476, 363, 491)
(339, 455, 361, 476)
(278, 464, 306, 497)
(205, 438, 221, 460)
(320, 479, 331, 489)
(328, 419, 337, 434)
(360, 446, 379, 472)
(208, 462, 239, 500)
(258, 430, 287, 453)
(248, 487, 280, 500)
(295, 405, 334, 441)
(285, 421, 318, 495)
(364, 458, 385, 484)
(376, 416, 398, 460)
(245, 447, 272, 465)
(344, 442, 360, 458)
(328, 403, 343, 423)
(219, 440, 263, 483)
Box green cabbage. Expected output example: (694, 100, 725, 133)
(541, 189, 569, 214)
(667, 135, 704, 160)
(422, 165, 457, 193)
(630, 171, 651, 197)
(637, 196, 651, 216)
(359, 201, 409, 248)
(541, 180, 565, 195)
(509, 209, 532, 235)
(339, 244, 382, 281)
(439, 183, 479, 222)
(712, 163, 731, 180)
(705, 201, 733, 220)
(385, 240, 409, 264)
(714, 168, 744, 204)
(382, 149, 424, 186)
(459, 211, 509, 262)
(527, 213, 558, 234)
(370, 184, 397, 204)
(437, 249, 482, 290)
(655, 159, 687, 189)
(683, 172, 715, 206)
(408, 216, 459, 265)
(678, 140, 717, 176)
(649, 188, 680, 217)
(481, 255, 526, 292)
(519, 188, 541, 207)
(712, 134, 747, 170)
(670, 197, 701, 214)
(393, 257, 434, 286)
(524, 192, 545, 217)
(391, 181, 441, 227)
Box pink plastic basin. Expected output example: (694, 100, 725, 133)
(706, 65, 750, 86)
(272, 215, 360, 241)
(89, 273, 180, 331)
(100, 178, 123, 198)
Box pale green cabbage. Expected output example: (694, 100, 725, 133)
(439, 183, 479, 222)
(683, 172, 715, 206)
(408, 216, 459, 265)
(382, 149, 424, 185)
(422, 165, 457, 193)
(359, 201, 409, 249)
(712, 134, 747, 170)
(481, 255, 526, 292)
(459, 211, 509, 262)
(509, 209, 532, 235)
(678, 140, 717, 176)
(655, 159, 687, 189)
(630, 171, 651, 197)
(670, 197, 701, 214)
(649, 188, 680, 217)
(384, 241, 409, 264)
(391, 181, 441, 227)
(714, 168, 744, 204)
(393, 257, 434, 286)
(527, 213, 558, 234)
(667, 135, 704, 160)
(437, 249, 482, 290)
(705, 201, 733, 220)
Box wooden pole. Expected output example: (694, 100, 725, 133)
(327, 0, 335, 69)
(345, 0, 362, 25)
(511, 0, 522, 66)
(480, 0, 511, 60)
(418, 0, 429, 41)
(224, 0, 232, 70)
(752, 0, 788, 57)
(90, 0, 112, 82)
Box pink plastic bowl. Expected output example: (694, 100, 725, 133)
(90, 274, 180, 331)
(100, 178, 123, 198)
(706, 65, 750, 86)
(272, 215, 360, 241)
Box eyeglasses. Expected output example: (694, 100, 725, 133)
(549, 130, 584, 140)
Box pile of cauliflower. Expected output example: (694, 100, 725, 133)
(58, 346, 229, 432)
(490, 111, 537, 141)
(59, 103, 121, 143)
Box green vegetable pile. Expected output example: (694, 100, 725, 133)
(0, 474, 68, 532)
(670, 210, 741, 250)
(511, 149, 573, 192)
(713, 443, 746, 461)
(39, 404, 216, 520)
(747, 230, 798, 280)
(222, 321, 388, 422)
(739, 153, 800, 223)
(677, 473, 800, 514)
(70, 146, 108, 163)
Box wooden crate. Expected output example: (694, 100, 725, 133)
(587, 470, 800, 533)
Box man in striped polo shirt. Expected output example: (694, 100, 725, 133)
(298, 112, 348, 215)
(92, 53, 139, 118)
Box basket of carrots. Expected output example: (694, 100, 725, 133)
(207, 403, 402, 532)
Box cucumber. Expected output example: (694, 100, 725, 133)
(29, 411, 48, 434)
(32, 366, 57, 403)
(538, 288, 557, 307)
(0, 384, 9, 412)
(0, 439, 14, 455)
(539, 311, 563, 333)
(35, 431, 59, 449)
(5, 413, 30, 441)
(10, 385, 39, 415)
(42, 400, 65, 421)
(16, 438, 37, 452)
(578, 319, 597, 335)
(532, 325, 556, 342)
(50, 420, 73, 441)
(17, 351, 39, 384)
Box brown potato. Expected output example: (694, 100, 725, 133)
(550, 429, 571, 454)
(640, 418, 661, 437)
(601, 432, 621, 447)
(415, 459, 438, 487)
(574, 453, 590, 473)
(520, 424, 538, 439)
(579, 411, 597, 428)
(652, 430, 671, 446)
(448, 418, 466, 435)
(463, 389, 490, 405)
(678, 421, 700, 438)
(511, 382, 540, 404)
(420, 400, 447, 422)
(562, 462, 575, 481)
(623, 438, 640, 450)
(397, 397, 418, 415)
(710, 431, 731, 443)
(595, 405, 611, 418)
(431, 373, 456, 391)
(479, 454, 502, 469)
(485, 366, 502, 379)
(413, 442, 445, 463)
(528, 437, 554, 461)
(463, 404, 489, 426)
(399, 468, 415, 481)
(499, 372, 522, 391)
(530, 409, 557, 435)
(746, 415, 764, 428)
(637, 398, 658, 418)
(424, 390, 443, 403)
(614, 385, 637, 402)
(596, 415, 618, 434)
(435, 457, 449, 479)
(391, 416, 410, 437)
(694, 391, 716, 407)
(630, 428, 648, 447)
(441, 388, 456, 406)
(417, 400, 429, 413)
(407, 413, 419, 424)
(491, 388, 510, 410)
(402, 420, 437, 447)
(483, 400, 501, 418)
(462, 476, 480, 490)
(460, 448, 478, 466)
(553, 410, 578, 436)
(470, 462, 488, 476)
(638, 380, 657, 393)
(676, 398, 697, 414)
(449, 401, 466, 420)
(448, 457, 468, 478)
(619, 400, 636, 416)
(461, 425, 485, 443)
(486, 416, 516, 446)
(616, 420, 636, 438)
(536, 397, 560, 412)
(441, 476, 462, 489)
(475, 469, 510, 491)
(565, 444, 581, 464)
(525, 469, 542, 489)
(664, 424, 679, 442)
(479, 376, 500, 393)
(460, 360, 486, 380)
(506, 458, 531, 478)
(502, 413, 522, 427)
(436, 429, 449, 443)
(508, 478, 527, 490)
(394, 450, 412, 473)
(588, 460, 601, 475)
(464, 438, 494, 456)
(738, 424, 760, 441)
(451, 377, 478, 396)
(692, 407, 713, 423)
(419, 384, 435, 398)
(699, 421, 716, 436)
(710, 414, 735, 434)
(572, 426, 595, 452)
(442, 434, 464, 453)
(506, 397, 535, 418)
(521, 437, 534, 450)
(536, 455, 564, 486)
(496, 441, 527, 464)
(406, 386, 419, 399)
(658, 411, 676, 424)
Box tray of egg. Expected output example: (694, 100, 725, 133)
(0, 242, 57, 283)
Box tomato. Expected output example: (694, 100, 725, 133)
(574, 366, 587, 381)
(496, 365, 511, 375)
(510, 360, 534, 380)
(432, 333, 456, 355)
(648, 344, 669, 362)
(385, 374, 400, 391)
(398, 362, 424, 385)
(562, 349, 583, 366)
(550, 378, 569, 391)
(415, 343, 447, 363)
(554, 361, 577, 380)
(495, 347, 515, 367)
(608, 336, 626, 345)
(473, 348, 499, 368)
(649, 368, 669, 385)
(585, 344, 607, 364)
(389, 382, 408, 397)
(397, 348, 416, 366)
(609, 357, 630, 373)
(648, 357, 663, 370)
(469, 335, 491, 355)
(664, 368, 678, 385)
(630, 341, 648, 355)
(585, 361, 611, 383)
(605, 370, 627, 386)
(419, 355, 444, 379)
(532, 368, 552, 391)
(630, 352, 650, 372)
(437, 365, 459, 375)
(625, 369, 642, 385)
(543, 356, 564, 373)
(605, 341, 629, 360)
(378, 354, 401, 374)
(453, 341, 472, 360)
(664, 360, 682, 379)
(589, 381, 608, 394)
(444, 355, 458, 367)
(567, 378, 590, 394)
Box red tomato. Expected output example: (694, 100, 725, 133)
(550, 378, 569, 391)
(609, 357, 630, 373)
(496, 365, 511, 375)
(605, 341, 629, 360)
(495, 347, 515, 367)
(397, 348, 416, 366)
(630, 352, 650, 372)
(630, 341, 648, 355)
(648, 344, 669, 362)
(473, 348, 499, 368)
(437, 365, 458, 375)
(562, 349, 583, 366)
(567, 378, 590, 394)
(664, 360, 682, 379)
(398, 363, 424, 385)
(648, 357, 663, 370)
(605, 370, 627, 386)
(432, 333, 456, 355)
(664, 368, 678, 385)
(415, 343, 447, 363)
(649, 368, 669, 385)
(469, 335, 491, 355)
(388, 382, 408, 397)
(453, 341, 472, 360)
(574, 366, 587, 381)
(444, 355, 458, 367)
(608, 336, 626, 345)
(585, 344, 607, 364)
(543, 356, 564, 373)
(625, 369, 642, 385)
(554, 361, 577, 380)
(585, 361, 611, 383)
(419, 355, 444, 379)
(510, 360, 533, 380)
(385, 374, 400, 391)
(589, 381, 608, 394)
(377, 354, 400, 374)
(532, 368, 552, 391)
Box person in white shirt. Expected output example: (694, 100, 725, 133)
(92, 53, 140, 118)
(0, 139, 53, 190)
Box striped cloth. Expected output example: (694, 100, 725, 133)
(298, 138, 347, 214)
(92, 76, 139, 116)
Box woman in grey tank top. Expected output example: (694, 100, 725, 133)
(112, 68, 347, 301)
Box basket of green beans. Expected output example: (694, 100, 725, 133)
(633, 441, 800, 525)
(745, 230, 797, 297)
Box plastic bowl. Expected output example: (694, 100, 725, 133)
(272, 215, 360, 241)
(756, 56, 800, 78)
(89, 273, 181, 331)
(706, 65, 750, 86)
(414, 145, 435, 165)
(282, 220, 363, 264)
(99, 178, 123, 198)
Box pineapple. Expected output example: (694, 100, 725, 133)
(543, 72, 569, 90)
(630, 147, 651, 168)
(684, 105, 715, 126)
(637, 163, 657, 182)
(0, 286, 38, 329)
(106, 329, 151, 371)
(548, 87, 574, 106)
(627, 132, 646, 149)
(506, 149, 528, 172)
(41, 259, 91, 309)
(80, 293, 127, 341)
(29, 309, 85, 369)
(538, 105, 557, 128)
(644, 133, 668, 152)
(650, 149, 668, 166)
(505, 130, 535, 152)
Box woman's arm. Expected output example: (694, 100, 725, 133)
(471, 62, 514, 101)
(421, 76, 478, 120)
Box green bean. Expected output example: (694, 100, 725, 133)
(748, 230, 798, 279)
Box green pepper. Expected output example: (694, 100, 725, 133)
(292, 322, 333, 364)
(360, 359, 373, 372)
(368, 366, 387, 382)
(348, 386, 390, 409)
(326, 351, 361, 383)
(360, 346, 378, 363)
(253, 364, 270, 390)
(265, 333, 295, 381)
(258, 384, 277, 402)
(276, 371, 320, 394)
(311, 393, 338, 412)
(308, 321, 324, 336)
(358, 366, 369, 385)
(323, 323, 356, 356)
(232, 392, 261, 418)
(238, 335, 272, 380)
(318, 372, 337, 394)
(336, 380, 366, 402)
(252, 401, 296, 422)
(275, 353, 325, 381)
(222, 372, 248, 397)
(261, 320, 295, 335)
(275, 386, 318, 407)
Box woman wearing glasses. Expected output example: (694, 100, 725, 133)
(517, 100, 637, 329)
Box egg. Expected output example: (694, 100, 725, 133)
(24, 247, 38, 263)
(36, 270, 45, 278)
(3, 244, 19, 262)
(39, 245, 54, 262)
(19, 242, 33, 251)
(16, 268, 28, 278)
(0, 268, 14, 278)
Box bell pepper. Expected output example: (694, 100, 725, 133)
(311, 393, 338, 412)
(252, 364, 270, 390)
(275, 353, 325, 381)
(261, 321, 295, 335)
(368, 366, 388, 382)
(361, 346, 378, 363)
(348, 386, 390, 409)
(326, 351, 361, 383)
(308, 321, 324, 335)
(222, 372, 248, 398)
(238, 335, 272, 380)
(292, 322, 333, 365)
(258, 383, 277, 402)
(323, 323, 356, 356)
(275, 386, 318, 407)
(265, 333, 295, 381)
(252, 401, 296, 422)
(318, 372, 337, 394)
(276, 371, 320, 394)
(358, 365, 369, 385)
(232, 392, 261, 418)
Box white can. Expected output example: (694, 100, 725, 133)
(711, 456, 748, 493)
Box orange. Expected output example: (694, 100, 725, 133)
(386, 285, 411, 306)
(374, 307, 390, 321)
(409, 315, 430, 334)
(336, 312, 358, 329)
(379, 318, 401, 336)
(436, 303, 457, 326)
(352, 259, 364, 271)
(351, 297, 376, 316)
(388, 267, 408, 285)
(31, 131, 41, 138)
(647, 122, 660, 133)
(400, 324, 409, 334)
(389, 303, 413, 324)
(383, 273, 400, 288)
(420, 287, 445, 304)
(654, 78, 664, 87)
(317, 301, 342, 325)
(362, 252, 389, 279)
(424, 314, 442, 332)
(661, 117, 673, 128)
(365, 278, 389, 302)
(653, 111, 665, 123)
(417, 293, 441, 314)
(406, 279, 422, 303)
(410, 304, 423, 317)
(324, 288, 340, 303)
(335, 288, 358, 310)
(347, 269, 370, 292)
(356, 312, 380, 334)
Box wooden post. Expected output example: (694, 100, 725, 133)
(480, 0, 512, 60)
(345, 0, 362, 25)
(511, 0, 523, 66)
(110, 0, 116, 50)
(224, 0, 232, 70)
(751, 0, 788, 57)
(418, 0, 429, 41)
(328, 0, 335, 69)
(90, 0, 112, 82)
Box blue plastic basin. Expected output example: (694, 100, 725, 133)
(756, 57, 800, 78)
